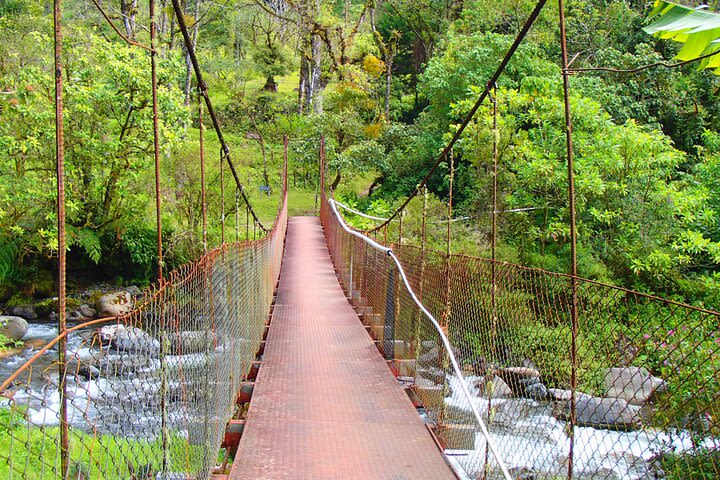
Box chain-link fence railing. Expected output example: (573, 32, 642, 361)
(0, 193, 287, 480)
(322, 193, 720, 480)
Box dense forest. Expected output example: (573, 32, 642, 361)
(2, 0, 720, 311)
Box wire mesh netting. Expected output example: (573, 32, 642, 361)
(321, 193, 720, 480)
(0, 195, 287, 480)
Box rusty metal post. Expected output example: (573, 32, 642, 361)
(220, 147, 226, 244)
(158, 281, 169, 475)
(53, 0, 69, 477)
(558, 1, 579, 478)
(235, 188, 240, 242)
(199, 93, 207, 251)
(483, 86, 500, 480)
(150, 0, 163, 281)
(490, 88, 500, 365)
(398, 210, 403, 246)
(443, 150, 454, 327)
(383, 265, 396, 360)
(437, 150, 455, 432)
(150, 0, 169, 472)
(283, 135, 289, 193)
(413, 186, 428, 358)
(319, 135, 326, 198)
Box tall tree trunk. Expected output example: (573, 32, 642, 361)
(310, 32, 323, 113)
(298, 53, 308, 113)
(120, 0, 138, 40)
(330, 169, 341, 191)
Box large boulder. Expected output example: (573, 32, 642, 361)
(98, 324, 160, 354)
(10, 305, 37, 320)
(0, 315, 28, 341)
(79, 304, 96, 318)
(553, 393, 642, 430)
(605, 367, 667, 406)
(96, 292, 134, 317)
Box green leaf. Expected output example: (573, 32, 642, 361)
(644, 1, 720, 72)
(67, 226, 102, 264)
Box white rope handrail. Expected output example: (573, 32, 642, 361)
(334, 200, 390, 222)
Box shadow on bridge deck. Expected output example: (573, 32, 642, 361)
(230, 216, 457, 480)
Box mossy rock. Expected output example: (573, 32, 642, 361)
(88, 290, 105, 306)
(33, 298, 55, 317)
(6, 291, 32, 308)
(67, 297, 81, 311)
(33, 297, 82, 317)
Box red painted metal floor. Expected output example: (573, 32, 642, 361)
(230, 216, 456, 480)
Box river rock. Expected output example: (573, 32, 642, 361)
(98, 324, 160, 354)
(79, 304, 96, 318)
(605, 367, 667, 405)
(496, 366, 548, 399)
(0, 315, 28, 340)
(553, 393, 642, 430)
(525, 382, 549, 400)
(509, 467, 541, 480)
(168, 331, 215, 355)
(96, 292, 134, 317)
(418, 346, 440, 366)
(548, 388, 573, 401)
(418, 366, 445, 385)
(10, 304, 37, 320)
(474, 375, 513, 398)
(126, 285, 142, 297)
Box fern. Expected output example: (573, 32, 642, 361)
(67, 226, 102, 264)
(0, 240, 18, 283)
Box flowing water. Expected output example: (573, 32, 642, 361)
(444, 375, 719, 480)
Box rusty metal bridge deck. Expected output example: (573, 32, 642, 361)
(230, 216, 456, 480)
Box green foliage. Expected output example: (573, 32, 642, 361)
(660, 448, 720, 479)
(0, 407, 204, 479)
(67, 227, 102, 264)
(644, 1, 720, 73)
(0, 239, 19, 284)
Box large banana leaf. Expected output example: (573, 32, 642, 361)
(643, 0, 720, 72)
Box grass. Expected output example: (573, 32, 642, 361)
(0, 409, 208, 479)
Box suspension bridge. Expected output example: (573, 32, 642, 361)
(2, 0, 720, 479)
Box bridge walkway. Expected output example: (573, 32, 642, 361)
(230, 216, 456, 480)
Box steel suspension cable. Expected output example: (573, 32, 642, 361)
(199, 92, 208, 251)
(170, 0, 268, 232)
(369, 0, 548, 233)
